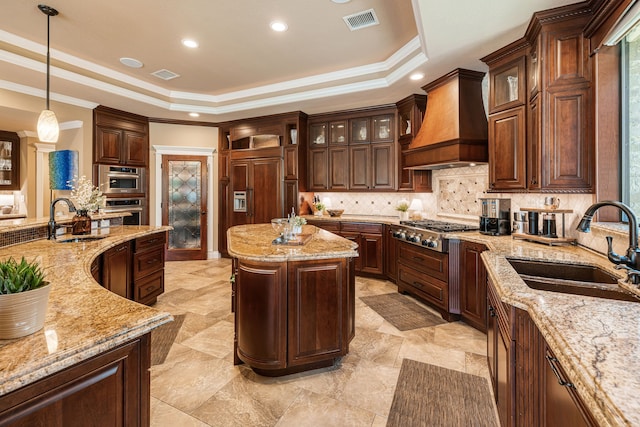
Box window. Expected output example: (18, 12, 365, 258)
(622, 23, 640, 213)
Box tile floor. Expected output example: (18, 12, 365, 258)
(150, 258, 495, 426)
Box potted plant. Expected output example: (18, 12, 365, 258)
(69, 175, 104, 235)
(396, 200, 410, 221)
(292, 215, 307, 234)
(313, 202, 326, 216)
(0, 257, 50, 339)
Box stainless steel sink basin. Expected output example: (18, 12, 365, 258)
(507, 258, 639, 302)
(56, 236, 107, 243)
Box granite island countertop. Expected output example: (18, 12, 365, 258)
(447, 232, 640, 427)
(227, 223, 358, 262)
(0, 226, 172, 396)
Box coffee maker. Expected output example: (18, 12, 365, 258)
(479, 198, 511, 236)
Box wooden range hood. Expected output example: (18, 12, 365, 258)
(404, 68, 488, 170)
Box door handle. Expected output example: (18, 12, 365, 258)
(201, 211, 207, 215)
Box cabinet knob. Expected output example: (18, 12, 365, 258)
(531, 178, 537, 185)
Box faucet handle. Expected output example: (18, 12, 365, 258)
(615, 264, 640, 285)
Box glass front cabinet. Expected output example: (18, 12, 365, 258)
(0, 131, 20, 190)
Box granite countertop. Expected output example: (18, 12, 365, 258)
(0, 226, 172, 396)
(302, 214, 401, 224)
(449, 232, 640, 427)
(227, 224, 358, 262)
(0, 212, 131, 233)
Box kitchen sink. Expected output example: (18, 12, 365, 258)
(507, 258, 639, 302)
(56, 236, 107, 243)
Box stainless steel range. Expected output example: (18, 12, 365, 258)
(392, 219, 479, 252)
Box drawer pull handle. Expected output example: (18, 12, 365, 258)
(412, 281, 424, 289)
(146, 285, 156, 291)
(146, 259, 158, 264)
(412, 256, 423, 262)
(116, 246, 127, 252)
(489, 306, 496, 317)
(545, 354, 574, 388)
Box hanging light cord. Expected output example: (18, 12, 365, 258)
(38, 4, 58, 110)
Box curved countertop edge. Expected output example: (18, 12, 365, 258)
(446, 232, 638, 427)
(0, 225, 173, 396)
(227, 224, 358, 262)
(0, 212, 133, 234)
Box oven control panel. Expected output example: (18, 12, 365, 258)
(391, 226, 446, 252)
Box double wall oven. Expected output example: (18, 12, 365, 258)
(391, 220, 478, 319)
(97, 165, 147, 225)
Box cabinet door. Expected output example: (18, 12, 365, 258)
(310, 123, 327, 146)
(340, 231, 361, 272)
(497, 323, 513, 427)
(102, 242, 131, 299)
(542, 345, 596, 426)
(251, 158, 283, 224)
(546, 26, 590, 87)
(308, 148, 328, 191)
(460, 241, 487, 332)
(329, 121, 347, 144)
(489, 56, 526, 113)
(385, 226, 398, 282)
(284, 180, 298, 215)
(359, 232, 383, 275)
(235, 260, 287, 369)
(489, 106, 527, 190)
(542, 85, 593, 191)
(0, 131, 20, 190)
(371, 143, 395, 190)
(350, 118, 370, 143)
(95, 126, 122, 164)
(329, 146, 349, 190)
(288, 259, 348, 366)
(372, 115, 393, 142)
(123, 131, 147, 166)
(348, 145, 369, 190)
(284, 146, 298, 180)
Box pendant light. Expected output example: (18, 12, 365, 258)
(37, 4, 59, 143)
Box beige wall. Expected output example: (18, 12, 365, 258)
(149, 122, 219, 255)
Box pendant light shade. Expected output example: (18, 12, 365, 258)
(37, 109, 59, 143)
(37, 4, 59, 143)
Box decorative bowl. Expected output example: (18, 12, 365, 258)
(271, 218, 287, 234)
(327, 209, 344, 217)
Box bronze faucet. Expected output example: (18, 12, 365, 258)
(576, 201, 640, 284)
(48, 198, 76, 240)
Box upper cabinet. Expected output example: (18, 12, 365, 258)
(0, 131, 20, 191)
(308, 106, 396, 192)
(396, 94, 432, 192)
(93, 106, 149, 167)
(482, 2, 594, 193)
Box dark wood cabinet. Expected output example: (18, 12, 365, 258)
(396, 94, 431, 192)
(308, 106, 397, 192)
(133, 232, 166, 305)
(0, 131, 20, 191)
(93, 106, 149, 167)
(233, 256, 354, 375)
(487, 278, 514, 427)
(340, 222, 384, 276)
(385, 225, 399, 282)
(459, 241, 487, 332)
(0, 334, 151, 426)
(90, 256, 101, 283)
(397, 242, 449, 315)
(102, 241, 132, 299)
(489, 106, 527, 191)
(482, 4, 594, 193)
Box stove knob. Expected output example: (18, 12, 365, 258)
(410, 234, 422, 243)
(397, 231, 406, 239)
(405, 233, 413, 241)
(392, 230, 401, 238)
(427, 239, 438, 248)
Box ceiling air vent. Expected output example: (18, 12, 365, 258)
(343, 9, 379, 31)
(151, 69, 180, 80)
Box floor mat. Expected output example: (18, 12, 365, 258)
(387, 359, 498, 427)
(359, 293, 445, 331)
(150, 314, 185, 366)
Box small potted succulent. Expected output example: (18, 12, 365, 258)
(395, 200, 410, 221)
(0, 257, 50, 339)
(313, 202, 326, 216)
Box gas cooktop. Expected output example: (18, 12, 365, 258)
(400, 220, 479, 233)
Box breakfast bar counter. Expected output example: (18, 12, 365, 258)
(0, 226, 172, 424)
(228, 224, 358, 376)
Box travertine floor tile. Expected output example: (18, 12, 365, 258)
(277, 389, 376, 427)
(349, 327, 404, 367)
(181, 320, 234, 358)
(338, 359, 401, 417)
(432, 321, 487, 355)
(150, 397, 209, 427)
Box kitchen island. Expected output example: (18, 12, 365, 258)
(227, 223, 358, 376)
(0, 226, 172, 425)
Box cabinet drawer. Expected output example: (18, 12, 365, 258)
(134, 270, 164, 304)
(340, 222, 382, 234)
(398, 264, 448, 310)
(398, 242, 448, 281)
(133, 247, 165, 280)
(135, 232, 166, 253)
(308, 220, 341, 233)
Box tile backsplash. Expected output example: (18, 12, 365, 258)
(314, 164, 637, 256)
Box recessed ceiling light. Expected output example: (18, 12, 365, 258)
(189, 112, 200, 118)
(182, 39, 199, 48)
(410, 72, 425, 81)
(270, 21, 288, 32)
(332, 0, 351, 3)
(120, 57, 143, 68)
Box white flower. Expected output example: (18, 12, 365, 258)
(69, 176, 104, 213)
